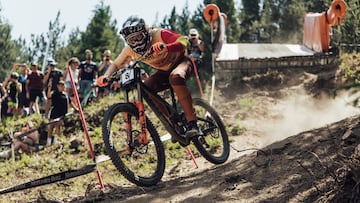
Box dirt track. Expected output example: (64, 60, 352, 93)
(63, 69, 360, 202)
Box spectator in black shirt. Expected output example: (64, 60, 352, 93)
(46, 80, 69, 146)
(44, 59, 63, 92)
(78, 49, 98, 102)
(44, 60, 63, 116)
(3, 72, 22, 116)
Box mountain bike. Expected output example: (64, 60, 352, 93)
(101, 57, 230, 187)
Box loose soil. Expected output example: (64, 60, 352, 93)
(4, 66, 360, 203)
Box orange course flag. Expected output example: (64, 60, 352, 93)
(203, 4, 220, 24)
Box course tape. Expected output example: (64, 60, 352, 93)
(0, 164, 95, 195)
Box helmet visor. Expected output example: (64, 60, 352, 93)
(125, 32, 146, 46)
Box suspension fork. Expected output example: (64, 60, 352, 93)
(124, 101, 148, 148)
(123, 84, 148, 152)
(133, 100, 148, 145)
(123, 100, 147, 152)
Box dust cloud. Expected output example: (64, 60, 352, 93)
(260, 89, 360, 147)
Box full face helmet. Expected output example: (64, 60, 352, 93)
(120, 15, 151, 55)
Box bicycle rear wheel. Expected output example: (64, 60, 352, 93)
(192, 98, 230, 164)
(102, 103, 165, 186)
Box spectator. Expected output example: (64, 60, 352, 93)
(44, 59, 63, 92)
(0, 120, 39, 159)
(0, 82, 8, 122)
(187, 28, 205, 78)
(97, 50, 113, 100)
(63, 57, 80, 110)
(78, 49, 98, 102)
(44, 60, 63, 116)
(2, 72, 22, 116)
(26, 62, 46, 115)
(16, 64, 31, 116)
(45, 80, 69, 146)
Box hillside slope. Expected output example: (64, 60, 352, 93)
(1, 56, 360, 202)
(64, 66, 360, 202)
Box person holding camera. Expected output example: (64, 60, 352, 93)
(2, 70, 22, 116)
(44, 60, 63, 116)
(187, 28, 205, 79)
(97, 50, 113, 100)
(44, 59, 64, 92)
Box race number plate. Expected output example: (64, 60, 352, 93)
(121, 68, 135, 85)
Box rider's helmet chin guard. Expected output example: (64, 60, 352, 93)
(120, 15, 152, 55)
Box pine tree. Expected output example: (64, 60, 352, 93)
(0, 15, 21, 80)
(239, 0, 261, 42)
(79, 1, 123, 62)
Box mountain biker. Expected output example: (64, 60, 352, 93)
(97, 15, 202, 140)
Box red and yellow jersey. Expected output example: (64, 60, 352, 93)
(113, 28, 190, 71)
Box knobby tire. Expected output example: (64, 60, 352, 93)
(192, 98, 230, 164)
(102, 103, 165, 186)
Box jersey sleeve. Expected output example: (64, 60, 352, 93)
(161, 30, 190, 52)
(113, 46, 138, 69)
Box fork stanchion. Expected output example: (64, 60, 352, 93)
(67, 67, 105, 189)
(185, 146, 198, 169)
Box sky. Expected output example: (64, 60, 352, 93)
(0, 0, 203, 42)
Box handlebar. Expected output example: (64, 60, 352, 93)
(100, 43, 165, 85)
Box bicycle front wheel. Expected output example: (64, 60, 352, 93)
(102, 103, 165, 187)
(192, 98, 230, 164)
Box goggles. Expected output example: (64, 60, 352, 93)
(125, 32, 146, 46)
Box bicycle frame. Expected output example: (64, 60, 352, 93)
(118, 63, 191, 147)
(103, 58, 229, 186)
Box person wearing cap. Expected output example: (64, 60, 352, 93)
(78, 49, 98, 102)
(187, 28, 205, 79)
(43, 60, 64, 92)
(43, 60, 64, 116)
(26, 62, 45, 115)
(45, 79, 69, 146)
(2, 71, 22, 116)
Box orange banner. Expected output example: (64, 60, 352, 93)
(303, 0, 347, 52)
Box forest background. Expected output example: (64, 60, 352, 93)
(0, 0, 359, 81)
